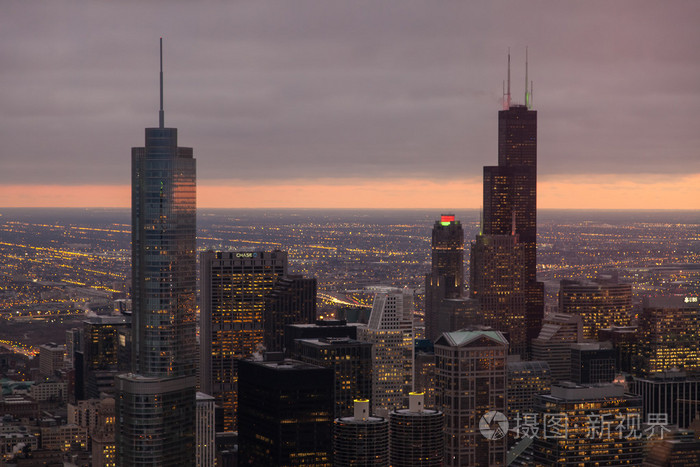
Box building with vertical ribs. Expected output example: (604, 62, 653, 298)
(200, 250, 288, 431)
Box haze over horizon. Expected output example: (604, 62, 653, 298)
(2, 1, 700, 209)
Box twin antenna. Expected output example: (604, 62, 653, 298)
(159, 37, 164, 128)
(503, 47, 533, 110)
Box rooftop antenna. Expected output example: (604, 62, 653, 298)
(506, 48, 511, 110)
(525, 46, 530, 109)
(159, 37, 164, 128)
(530, 80, 534, 109)
(502, 80, 506, 110)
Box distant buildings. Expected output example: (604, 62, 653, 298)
(199, 249, 287, 430)
(559, 278, 633, 340)
(639, 296, 700, 374)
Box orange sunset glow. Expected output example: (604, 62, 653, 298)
(2, 174, 699, 210)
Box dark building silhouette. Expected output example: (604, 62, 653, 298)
(284, 320, 358, 356)
(570, 342, 616, 384)
(83, 316, 129, 399)
(471, 53, 544, 351)
(293, 337, 372, 418)
(263, 275, 317, 353)
(238, 357, 333, 466)
(425, 214, 464, 341)
(116, 39, 197, 466)
(200, 250, 288, 431)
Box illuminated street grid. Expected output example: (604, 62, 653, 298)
(0, 209, 699, 351)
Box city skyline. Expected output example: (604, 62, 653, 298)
(2, 1, 700, 209)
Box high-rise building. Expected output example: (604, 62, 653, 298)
(570, 342, 616, 384)
(39, 342, 65, 377)
(425, 214, 464, 341)
(532, 384, 645, 466)
(91, 398, 116, 467)
(357, 288, 414, 415)
(389, 392, 444, 467)
(200, 250, 288, 431)
(415, 340, 437, 408)
(632, 370, 700, 430)
(531, 313, 583, 382)
(639, 296, 700, 374)
(643, 429, 700, 466)
(237, 356, 333, 466)
(83, 316, 130, 398)
(116, 39, 197, 466)
(559, 278, 633, 340)
(196, 392, 215, 467)
(506, 360, 551, 419)
(293, 337, 372, 418)
(476, 53, 543, 347)
(284, 320, 358, 357)
(263, 275, 317, 353)
(333, 399, 389, 467)
(470, 232, 527, 355)
(435, 327, 508, 467)
(599, 326, 643, 376)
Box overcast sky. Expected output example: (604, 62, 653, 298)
(2, 1, 700, 207)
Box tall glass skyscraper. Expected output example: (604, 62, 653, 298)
(116, 39, 197, 466)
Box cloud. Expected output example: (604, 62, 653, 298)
(1, 1, 700, 189)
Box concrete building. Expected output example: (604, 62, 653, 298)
(39, 343, 65, 377)
(531, 313, 583, 382)
(333, 399, 389, 467)
(196, 392, 215, 467)
(389, 392, 444, 467)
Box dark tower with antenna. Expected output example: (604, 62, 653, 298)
(116, 38, 197, 466)
(471, 49, 543, 355)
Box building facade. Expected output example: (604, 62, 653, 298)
(116, 39, 197, 466)
(263, 275, 317, 352)
(435, 328, 508, 467)
(333, 399, 389, 467)
(390, 392, 444, 467)
(199, 249, 288, 430)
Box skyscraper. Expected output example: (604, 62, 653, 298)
(425, 214, 464, 341)
(389, 392, 444, 467)
(263, 275, 317, 353)
(357, 288, 414, 415)
(473, 51, 544, 348)
(116, 39, 197, 466)
(238, 356, 334, 466)
(435, 327, 508, 467)
(333, 399, 389, 467)
(199, 250, 288, 431)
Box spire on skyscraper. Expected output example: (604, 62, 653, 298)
(159, 37, 164, 128)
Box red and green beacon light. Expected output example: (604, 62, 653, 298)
(440, 214, 455, 226)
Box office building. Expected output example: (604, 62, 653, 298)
(390, 392, 444, 467)
(470, 232, 527, 355)
(415, 342, 437, 408)
(263, 275, 317, 352)
(559, 278, 633, 340)
(357, 288, 414, 414)
(570, 342, 616, 384)
(39, 342, 65, 377)
(333, 399, 389, 467)
(507, 359, 551, 418)
(200, 249, 287, 430)
(116, 39, 197, 466)
(425, 215, 464, 341)
(478, 54, 544, 346)
(83, 316, 129, 398)
(196, 392, 215, 467)
(238, 356, 333, 466)
(435, 327, 508, 467)
(531, 313, 583, 382)
(599, 326, 643, 376)
(293, 337, 372, 418)
(532, 384, 645, 466)
(632, 370, 700, 429)
(639, 296, 700, 374)
(91, 398, 116, 467)
(65, 328, 83, 370)
(643, 430, 700, 466)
